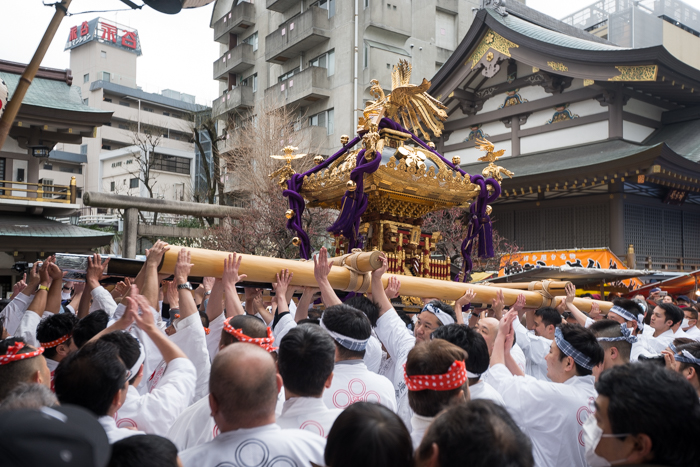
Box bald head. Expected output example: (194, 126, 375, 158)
(477, 318, 500, 355)
(209, 343, 279, 427)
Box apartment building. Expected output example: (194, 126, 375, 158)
(209, 0, 494, 167)
(53, 17, 207, 212)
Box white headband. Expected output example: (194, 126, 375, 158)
(127, 340, 145, 380)
(319, 318, 370, 352)
(422, 303, 455, 326)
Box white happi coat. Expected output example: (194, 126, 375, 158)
(98, 415, 146, 444)
(206, 313, 226, 361)
(469, 379, 506, 406)
(0, 293, 32, 336)
(488, 363, 597, 467)
(513, 319, 552, 381)
(13, 309, 53, 347)
(113, 357, 196, 436)
(685, 326, 700, 341)
(364, 334, 383, 373)
(643, 328, 676, 353)
(167, 313, 211, 402)
(276, 397, 342, 438)
(410, 414, 433, 449)
(323, 360, 397, 412)
(168, 387, 288, 451)
(179, 423, 325, 467)
(374, 308, 415, 430)
(90, 286, 118, 317)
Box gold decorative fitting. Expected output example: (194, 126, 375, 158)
(452, 155, 461, 165)
(269, 146, 308, 189)
(583, 79, 595, 86)
(285, 209, 295, 219)
(427, 142, 436, 149)
(486, 52, 494, 62)
(476, 138, 514, 182)
(314, 155, 325, 165)
(340, 135, 350, 145)
(346, 180, 357, 192)
(292, 237, 301, 246)
(486, 205, 493, 215)
(608, 65, 658, 82)
(466, 30, 519, 69)
(547, 61, 568, 72)
(532, 67, 539, 73)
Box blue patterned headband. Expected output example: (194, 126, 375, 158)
(597, 323, 638, 344)
(670, 343, 700, 365)
(554, 327, 594, 370)
(422, 303, 455, 326)
(609, 306, 644, 330)
(320, 318, 369, 352)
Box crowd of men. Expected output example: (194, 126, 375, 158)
(0, 241, 699, 467)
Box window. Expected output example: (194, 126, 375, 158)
(101, 50, 107, 58)
(80, 144, 88, 155)
(309, 108, 334, 135)
(241, 73, 258, 92)
(110, 181, 115, 191)
(119, 101, 130, 107)
(83, 73, 89, 83)
(435, 10, 456, 50)
(83, 98, 89, 105)
(309, 50, 335, 77)
(163, 111, 170, 116)
(102, 71, 110, 82)
(317, 0, 336, 18)
(364, 0, 369, 8)
(129, 178, 139, 189)
(242, 32, 258, 51)
(103, 97, 112, 103)
(102, 144, 112, 150)
(152, 153, 191, 175)
(44, 163, 53, 170)
(118, 124, 129, 130)
(144, 107, 154, 113)
(104, 122, 111, 126)
(363, 43, 369, 69)
(172, 113, 181, 119)
(76, 188, 83, 198)
(278, 67, 299, 83)
(60, 166, 77, 173)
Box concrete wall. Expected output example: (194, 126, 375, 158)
(662, 20, 700, 72)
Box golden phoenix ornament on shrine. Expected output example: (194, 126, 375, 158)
(269, 146, 308, 189)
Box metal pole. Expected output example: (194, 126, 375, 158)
(0, 0, 73, 150)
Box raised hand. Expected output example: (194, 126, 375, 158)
(12, 273, 27, 299)
(457, 288, 477, 307)
(146, 240, 170, 267)
(112, 278, 131, 299)
(313, 247, 333, 284)
(223, 253, 247, 287)
(38, 259, 51, 285)
(203, 276, 215, 293)
(86, 253, 110, 288)
(590, 302, 602, 320)
(372, 253, 388, 279)
(385, 275, 401, 299)
(490, 289, 505, 317)
(565, 282, 576, 304)
(173, 248, 194, 285)
(510, 293, 526, 314)
(48, 261, 64, 282)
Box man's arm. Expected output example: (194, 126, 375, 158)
(14, 261, 51, 346)
(294, 287, 319, 323)
(131, 289, 187, 363)
(10, 274, 26, 301)
(142, 241, 170, 310)
(371, 254, 393, 317)
(173, 248, 199, 322)
(313, 247, 342, 307)
(45, 259, 65, 314)
(562, 283, 591, 327)
(455, 288, 477, 325)
(206, 279, 224, 321)
(222, 253, 246, 318)
(66, 282, 84, 315)
(78, 254, 110, 319)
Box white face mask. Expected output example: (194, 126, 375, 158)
(582, 415, 630, 467)
(682, 318, 690, 330)
(61, 291, 72, 301)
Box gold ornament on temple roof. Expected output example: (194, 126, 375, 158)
(346, 180, 357, 192)
(362, 122, 383, 162)
(340, 135, 350, 146)
(285, 209, 295, 219)
(359, 59, 448, 140)
(452, 155, 461, 165)
(395, 145, 426, 170)
(476, 138, 514, 182)
(427, 142, 436, 149)
(314, 155, 325, 165)
(292, 237, 301, 246)
(269, 146, 308, 189)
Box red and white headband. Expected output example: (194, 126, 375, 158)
(40, 333, 72, 349)
(0, 342, 45, 365)
(403, 360, 468, 392)
(223, 318, 277, 353)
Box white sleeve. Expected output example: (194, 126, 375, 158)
(1, 293, 33, 336)
(124, 358, 197, 436)
(374, 309, 415, 367)
(206, 313, 225, 362)
(169, 313, 211, 402)
(13, 310, 42, 347)
(273, 313, 296, 347)
(487, 363, 544, 424)
(584, 317, 594, 328)
(90, 286, 118, 317)
(512, 318, 550, 364)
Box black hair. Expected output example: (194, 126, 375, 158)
(72, 310, 109, 348)
(596, 363, 700, 466)
(556, 323, 604, 376)
(54, 340, 127, 416)
(588, 320, 631, 362)
(307, 308, 323, 321)
(417, 400, 534, 467)
(297, 318, 320, 326)
(99, 331, 141, 385)
(676, 341, 700, 383)
(277, 324, 336, 397)
(424, 300, 457, 325)
(534, 307, 562, 328)
(611, 298, 643, 317)
(344, 296, 380, 327)
(322, 304, 372, 360)
(325, 402, 413, 467)
(685, 307, 699, 321)
(431, 324, 489, 383)
(199, 311, 210, 329)
(220, 314, 269, 347)
(0, 338, 44, 401)
(35, 313, 78, 360)
(656, 303, 683, 326)
(109, 434, 178, 467)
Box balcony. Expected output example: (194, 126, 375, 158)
(212, 86, 255, 118)
(213, 1, 256, 44)
(266, 0, 300, 13)
(0, 178, 80, 216)
(265, 7, 330, 64)
(213, 44, 255, 82)
(264, 66, 331, 108)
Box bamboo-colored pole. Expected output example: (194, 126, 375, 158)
(328, 250, 383, 273)
(489, 281, 570, 290)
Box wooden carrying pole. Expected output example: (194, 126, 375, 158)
(159, 247, 612, 313)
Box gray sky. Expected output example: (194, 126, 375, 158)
(2, 0, 700, 106)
